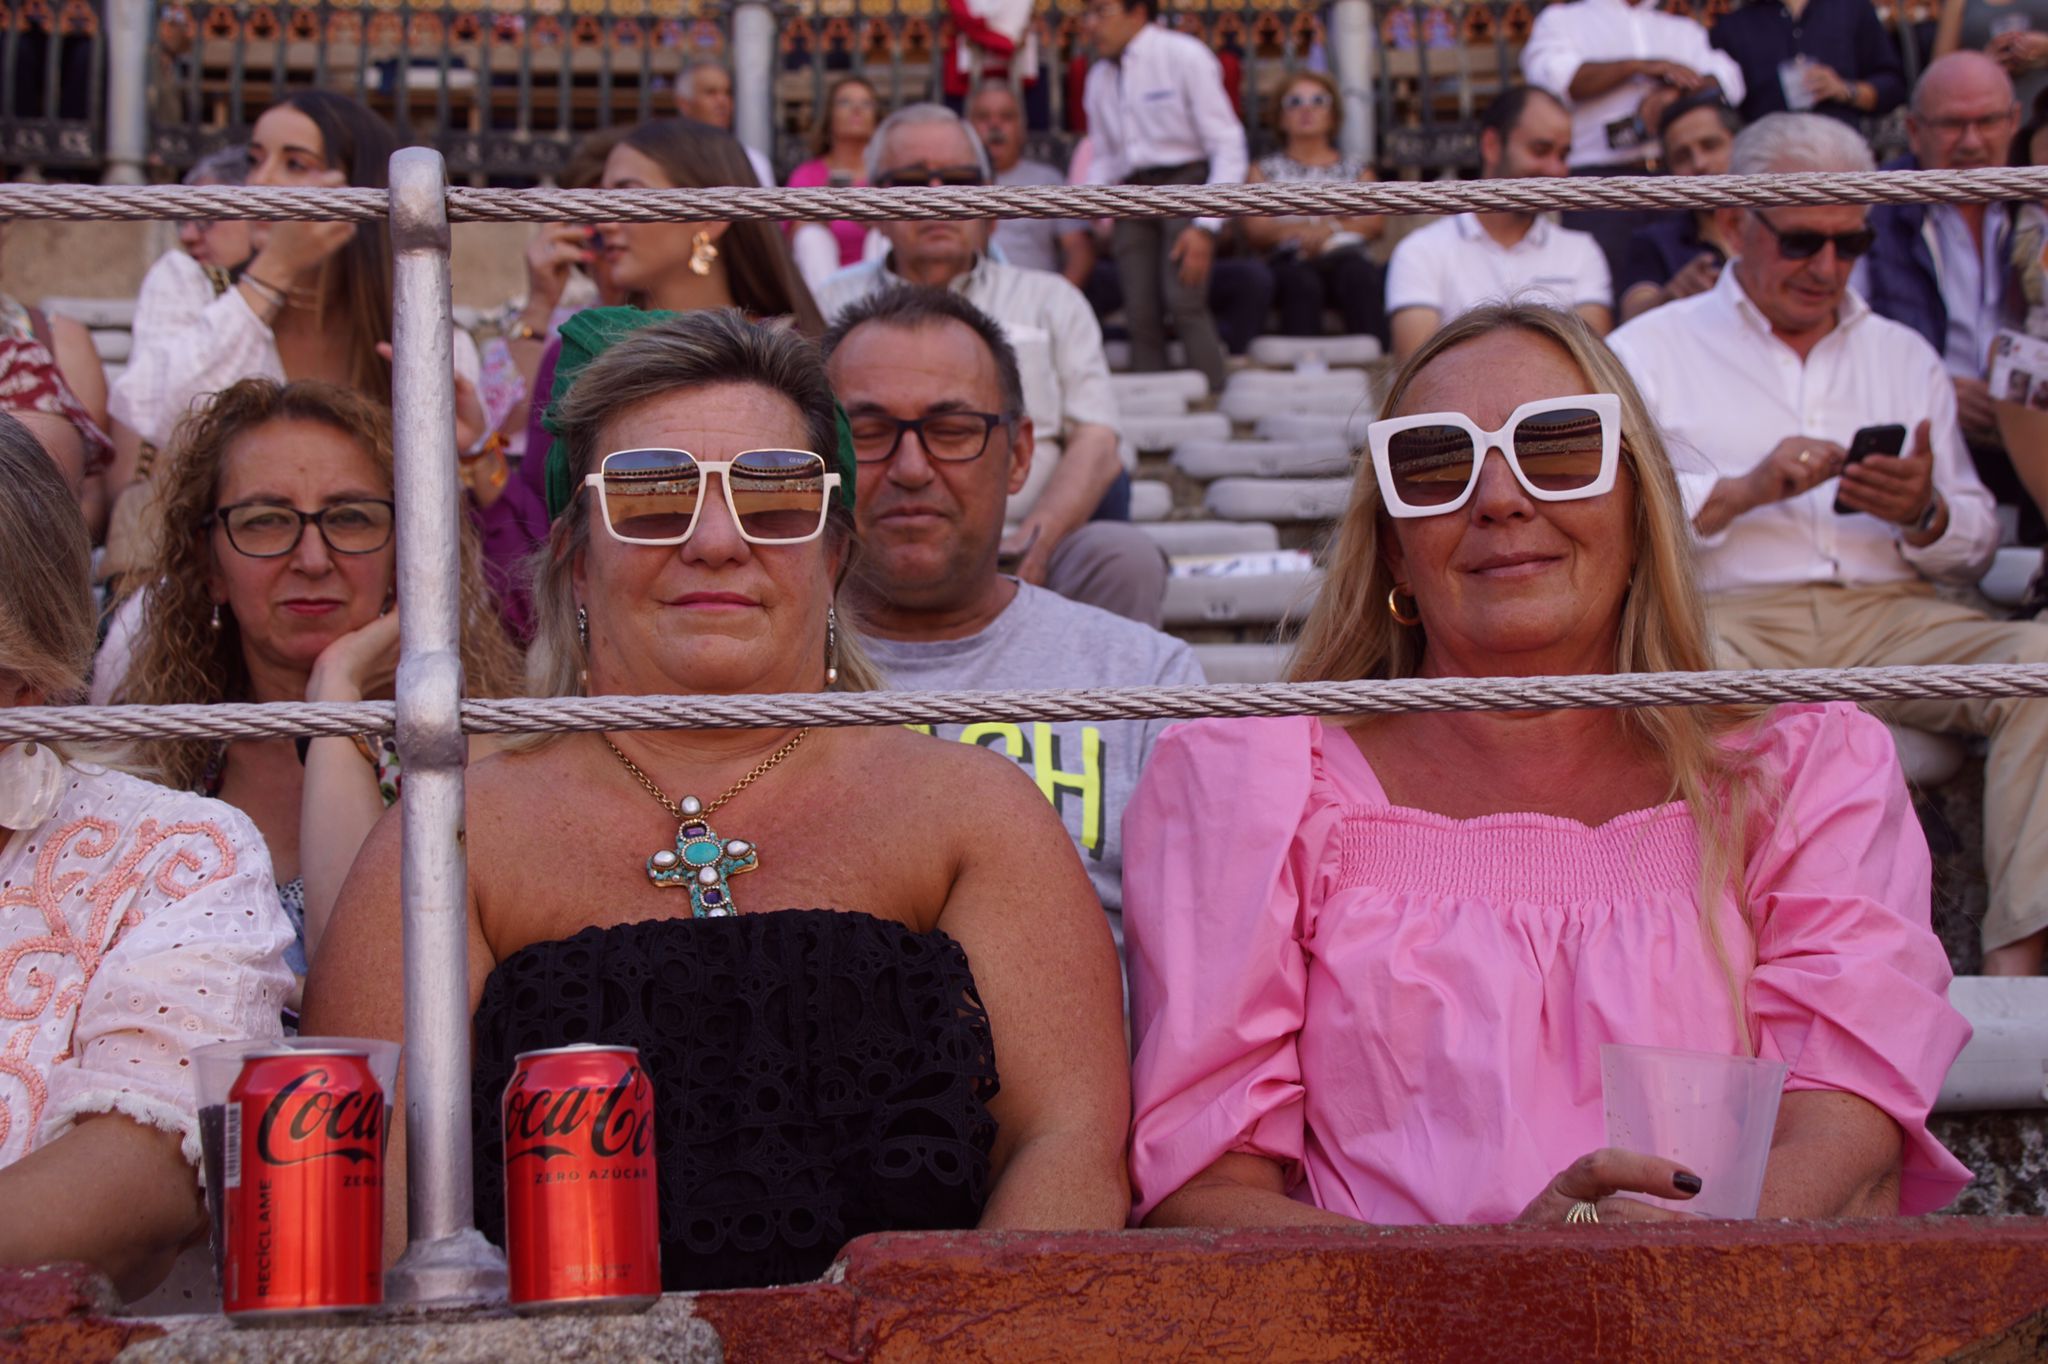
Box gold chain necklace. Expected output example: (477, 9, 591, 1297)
(602, 728, 808, 918)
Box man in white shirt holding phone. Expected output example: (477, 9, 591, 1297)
(1610, 113, 2048, 977)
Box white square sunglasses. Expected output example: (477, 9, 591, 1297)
(1366, 394, 1622, 518)
(583, 447, 843, 546)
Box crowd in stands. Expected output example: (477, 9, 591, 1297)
(2, 0, 2048, 1313)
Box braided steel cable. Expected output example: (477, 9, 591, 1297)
(2, 166, 2045, 222)
(7, 664, 2046, 743)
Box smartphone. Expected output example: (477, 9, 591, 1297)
(1832, 423, 1907, 514)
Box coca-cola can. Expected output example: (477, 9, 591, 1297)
(221, 1047, 387, 1322)
(502, 1043, 660, 1312)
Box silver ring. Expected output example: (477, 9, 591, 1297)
(1566, 1200, 1601, 1224)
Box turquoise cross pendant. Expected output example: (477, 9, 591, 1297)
(646, 795, 758, 918)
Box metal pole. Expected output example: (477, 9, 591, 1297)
(1331, 0, 1376, 164)
(102, 0, 150, 184)
(732, 0, 775, 165)
(383, 147, 507, 1309)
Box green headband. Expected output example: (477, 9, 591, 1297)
(539, 305, 858, 520)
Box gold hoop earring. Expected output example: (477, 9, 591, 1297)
(689, 231, 718, 277)
(1387, 584, 1421, 627)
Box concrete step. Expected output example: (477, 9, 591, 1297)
(1255, 411, 1373, 446)
(1172, 438, 1354, 481)
(1139, 519, 1281, 556)
(1248, 334, 1384, 368)
(1116, 389, 1193, 417)
(1162, 569, 1322, 628)
(1108, 369, 1209, 402)
(1105, 339, 1190, 371)
(1130, 479, 1174, 522)
(41, 296, 134, 329)
(1124, 411, 1231, 453)
(1190, 640, 1291, 683)
(1981, 545, 2040, 607)
(1205, 477, 1352, 523)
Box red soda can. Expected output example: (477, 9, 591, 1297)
(502, 1043, 660, 1312)
(221, 1048, 386, 1321)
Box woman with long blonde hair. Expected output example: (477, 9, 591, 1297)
(1123, 303, 1970, 1230)
(106, 378, 523, 990)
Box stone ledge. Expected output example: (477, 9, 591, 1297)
(3, 1219, 2025, 1362)
(0, 1260, 163, 1362)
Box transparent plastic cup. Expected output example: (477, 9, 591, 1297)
(191, 1036, 402, 1296)
(1600, 1043, 1788, 1219)
(1779, 56, 1820, 111)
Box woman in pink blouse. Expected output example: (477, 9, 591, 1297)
(784, 76, 882, 277)
(0, 414, 294, 1298)
(1124, 303, 1973, 1228)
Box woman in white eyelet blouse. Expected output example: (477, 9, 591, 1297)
(0, 412, 293, 1302)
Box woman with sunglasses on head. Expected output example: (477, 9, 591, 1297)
(304, 308, 1129, 1288)
(1241, 72, 1388, 343)
(106, 379, 524, 1003)
(1123, 303, 1971, 1232)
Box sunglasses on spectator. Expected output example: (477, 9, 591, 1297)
(848, 410, 1008, 463)
(1750, 211, 1875, 261)
(1367, 394, 1621, 518)
(873, 163, 987, 189)
(206, 498, 395, 558)
(1283, 93, 1333, 110)
(584, 448, 841, 546)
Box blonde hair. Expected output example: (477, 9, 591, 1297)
(1290, 303, 1770, 1047)
(121, 378, 526, 790)
(521, 310, 880, 750)
(0, 413, 95, 705)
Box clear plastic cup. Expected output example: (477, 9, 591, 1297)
(1600, 1043, 1788, 1219)
(191, 1036, 401, 1296)
(1779, 56, 1820, 111)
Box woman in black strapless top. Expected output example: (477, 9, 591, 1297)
(303, 309, 1131, 1289)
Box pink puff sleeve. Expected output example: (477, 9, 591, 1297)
(1741, 702, 1973, 1213)
(1124, 717, 1321, 1223)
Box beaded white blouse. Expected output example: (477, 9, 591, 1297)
(0, 763, 293, 1170)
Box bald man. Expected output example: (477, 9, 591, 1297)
(1857, 52, 2033, 534)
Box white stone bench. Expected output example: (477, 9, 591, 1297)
(1123, 412, 1231, 453)
(1981, 546, 2040, 608)
(1130, 479, 1174, 522)
(1108, 370, 1209, 403)
(1116, 389, 1194, 417)
(1255, 411, 1372, 447)
(1172, 439, 1354, 481)
(1247, 335, 1384, 368)
(1887, 724, 1968, 788)
(1190, 640, 1291, 682)
(1104, 339, 1190, 372)
(1205, 477, 1352, 523)
(1162, 569, 1322, 628)
(41, 296, 135, 329)
(1139, 520, 1281, 556)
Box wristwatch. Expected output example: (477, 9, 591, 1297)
(1911, 494, 1942, 536)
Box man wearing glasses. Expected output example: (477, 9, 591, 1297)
(823, 287, 1203, 954)
(1610, 113, 2048, 979)
(1858, 52, 2033, 540)
(817, 104, 1165, 625)
(1078, 0, 1246, 391)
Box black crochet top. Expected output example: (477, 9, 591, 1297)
(471, 909, 1000, 1290)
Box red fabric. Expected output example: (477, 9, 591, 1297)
(0, 336, 112, 473)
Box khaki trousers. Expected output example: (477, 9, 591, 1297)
(1709, 581, 2048, 951)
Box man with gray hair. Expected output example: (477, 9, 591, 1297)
(815, 103, 1166, 626)
(672, 54, 776, 187)
(1609, 112, 2048, 977)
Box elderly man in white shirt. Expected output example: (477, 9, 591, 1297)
(815, 104, 1164, 626)
(1609, 113, 2048, 978)
(1521, 0, 1745, 174)
(1385, 86, 1612, 360)
(1080, 0, 1248, 391)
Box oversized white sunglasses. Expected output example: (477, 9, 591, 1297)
(1366, 393, 1622, 518)
(583, 447, 842, 546)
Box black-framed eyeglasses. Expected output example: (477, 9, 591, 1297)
(873, 162, 988, 189)
(206, 498, 396, 558)
(847, 410, 1009, 464)
(1751, 211, 1875, 262)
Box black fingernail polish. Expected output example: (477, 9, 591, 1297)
(1673, 1172, 1703, 1195)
